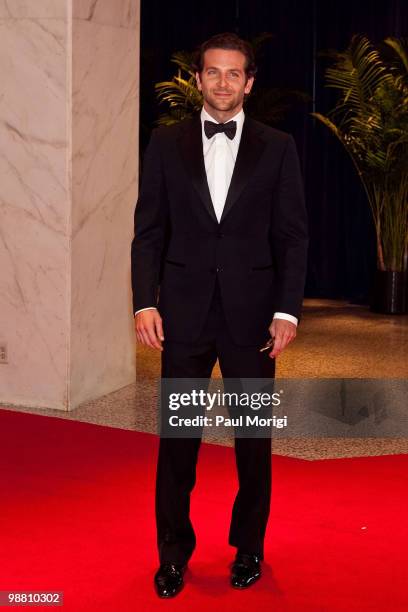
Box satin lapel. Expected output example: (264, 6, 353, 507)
(178, 114, 218, 224)
(220, 117, 266, 224)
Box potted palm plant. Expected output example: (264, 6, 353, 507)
(312, 35, 408, 314)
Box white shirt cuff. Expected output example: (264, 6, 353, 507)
(134, 306, 157, 316)
(273, 312, 298, 326)
(134, 307, 297, 326)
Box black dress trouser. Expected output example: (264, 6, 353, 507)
(156, 277, 276, 565)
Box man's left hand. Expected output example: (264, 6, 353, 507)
(268, 319, 297, 359)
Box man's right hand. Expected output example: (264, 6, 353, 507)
(134, 309, 164, 350)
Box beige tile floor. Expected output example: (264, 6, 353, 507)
(2, 299, 408, 460)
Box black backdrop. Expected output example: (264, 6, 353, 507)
(139, 0, 406, 302)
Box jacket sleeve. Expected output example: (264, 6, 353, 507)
(270, 135, 309, 321)
(131, 128, 169, 313)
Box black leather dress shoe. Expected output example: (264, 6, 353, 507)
(154, 563, 186, 598)
(230, 552, 262, 588)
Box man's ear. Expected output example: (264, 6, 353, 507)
(244, 76, 255, 95)
(195, 71, 202, 91)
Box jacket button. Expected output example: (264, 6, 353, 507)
(218, 232, 224, 238)
(216, 267, 222, 273)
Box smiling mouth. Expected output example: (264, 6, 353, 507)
(214, 92, 232, 96)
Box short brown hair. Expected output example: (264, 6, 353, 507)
(193, 32, 257, 79)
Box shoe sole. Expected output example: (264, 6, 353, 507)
(155, 582, 184, 599)
(231, 574, 261, 589)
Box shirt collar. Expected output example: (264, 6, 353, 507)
(200, 106, 245, 139)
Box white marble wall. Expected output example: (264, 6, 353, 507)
(0, 0, 140, 410)
(70, 0, 140, 407)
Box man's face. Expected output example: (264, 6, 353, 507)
(195, 48, 254, 117)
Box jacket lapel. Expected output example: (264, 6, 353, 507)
(220, 117, 266, 224)
(178, 114, 218, 224)
(178, 113, 266, 225)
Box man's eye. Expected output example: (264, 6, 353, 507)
(229, 72, 239, 78)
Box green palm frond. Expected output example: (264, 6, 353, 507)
(325, 37, 393, 133)
(170, 50, 196, 76)
(156, 108, 196, 126)
(311, 112, 340, 138)
(384, 37, 408, 73)
(154, 53, 202, 123)
(155, 75, 203, 109)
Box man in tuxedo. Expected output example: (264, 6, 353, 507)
(131, 32, 308, 598)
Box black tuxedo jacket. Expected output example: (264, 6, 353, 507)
(131, 113, 308, 346)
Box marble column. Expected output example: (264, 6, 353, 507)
(0, 0, 140, 410)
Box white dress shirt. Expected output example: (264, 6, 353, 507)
(135, 106, 298, 327)
(201, 106, 244, 222)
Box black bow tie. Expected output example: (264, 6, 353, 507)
(204, 119, 237, 140)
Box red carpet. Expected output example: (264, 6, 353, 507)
(0, 408, 407, 611)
